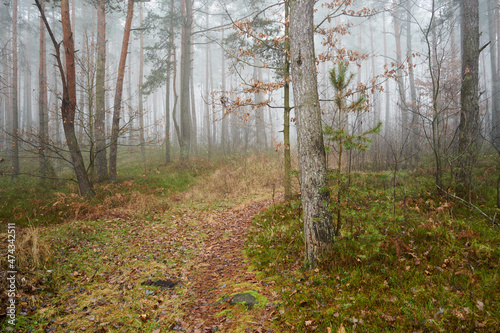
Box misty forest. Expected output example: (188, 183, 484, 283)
(0, 0, 499, 332)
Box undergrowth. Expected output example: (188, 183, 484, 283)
(247, 171, 500, 332)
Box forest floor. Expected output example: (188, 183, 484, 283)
(0, 153, 286, 332)
(1, 151, 499, 332)
(12, 196, 279, 333)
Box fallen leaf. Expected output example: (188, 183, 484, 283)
(337, 324, 346, 333)
(305, 320, 313, 326)
(476, 300, 484, 311)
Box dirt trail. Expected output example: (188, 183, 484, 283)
(179, 198, 280, 332)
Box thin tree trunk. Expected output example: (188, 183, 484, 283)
(221, 23, 228, 154)
(393, 0, 408, 153)
(283, 0, 292, 200)
(38, 0, 49, 179)
(205, 1, 211, 158)
(95, 0, 108, 181)
(383, 11, 391, 139)
(407, 2, 419, 166)
(488, 0, 500, 147)
(24, 3, 32, 131)
(190, 34, 197, 155)
(138, 3, 146, 160)
(109, 0, 134, 181)
(290, 0, 334, 269)
(11, 0, 20, 179)
(179, 0, 192, 160)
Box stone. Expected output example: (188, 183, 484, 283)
(229, 293, 258, 309)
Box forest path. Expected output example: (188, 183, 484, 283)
(177, 197, 280, 333)
(35, 195, 281, 333)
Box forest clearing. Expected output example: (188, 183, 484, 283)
(1, 0, 500, 332)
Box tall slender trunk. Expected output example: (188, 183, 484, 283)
(393, 0, 408, 151)
(165, 3, 172, 163)
(383, 11, 391, 137)
(179, 0, 192, 160)
(38, 0, 49, 179)
(138, 3, 146, 160)
(109, 0, 134, 181)
(24, 3, 32, 131)
(290, 0, 334, 269)
(11, 0, 19, 179)
(190, 34, 197, 155)
(488, 0, 500, 147)
(406, 2, 419, 166)
(254, 57, 265, 149)
(205, 1, 211, 158)
(95, 0, 108, 181)
(283, 0, 292, 200)
(209, 43, 216, 149)
(221, 23, 228, 154)
(170, 0, 181, 157)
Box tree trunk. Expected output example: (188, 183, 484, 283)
(457, 0, 480, 199)
(179, 0, 192, 160)
(109, 0, 134, 181)
(406, 2, 419, 166)
(138, 3, 146, 160)
(38, 0, 49, 179)
(221, 24, 228, 154)
(392, 0, 408, 152)
(190, 34, 197, 156)
(488, 0, 500, 148)
(283, 0, 292, 201)
(205, 1, 211, 158)
(95, 0, 108, 181)
(11, 0, 19, 179)
(24, 3, 32, 131)
(290, 0, 334, 269)
(254, 57, 265, 149)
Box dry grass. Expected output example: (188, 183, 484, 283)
(184, 153, 289, 203)
(0, 226, 53, 272)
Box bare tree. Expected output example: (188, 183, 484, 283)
(35, 0, 95, 197)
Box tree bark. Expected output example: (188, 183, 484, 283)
(290, 0, 334, 269)
(95, 0, 108, 181)
(457, 0, 480, 199)
(109, 0, 134, 181)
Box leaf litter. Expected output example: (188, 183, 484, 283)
(9, 195, 280, 333)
